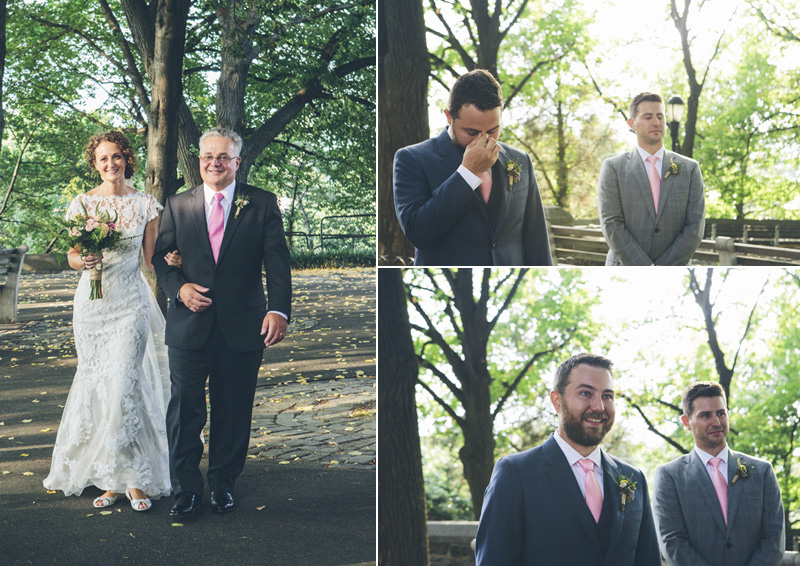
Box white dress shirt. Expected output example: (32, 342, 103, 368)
(203, 181, 236, 232)
(694, 445, 729, 484)
(457, 164, 483, 190)
(635, 145, 665, 180)
(553, 430, 605, 498)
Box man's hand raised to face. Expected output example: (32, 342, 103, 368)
(463, 133, 501, 176)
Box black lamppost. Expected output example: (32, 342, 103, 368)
(666, 95, 685, 154)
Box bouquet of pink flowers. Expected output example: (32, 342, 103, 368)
(64, 201, 124, 299)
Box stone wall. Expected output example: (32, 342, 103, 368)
(427, 521, 800, 566)
(428, 521, 476, 566)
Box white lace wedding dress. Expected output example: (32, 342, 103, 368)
(43, 191, 172, 499)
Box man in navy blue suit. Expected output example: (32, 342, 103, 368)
(393, 69, 552, 266)
(476, 353, 661, 566)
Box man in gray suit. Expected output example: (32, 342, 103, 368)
(652, 381, 785, 566)
(476, 353, 661, 565)
(598, 92, 705, 265)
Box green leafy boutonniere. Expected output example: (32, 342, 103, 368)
(731, 457, 754, 485)
(606, 469, 637, 511)
(505, 159, 521, 191)
(234, 194, 250, 219)
(663, 156, 683, 180)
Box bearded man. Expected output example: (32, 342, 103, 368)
(475, 353, 661, 566)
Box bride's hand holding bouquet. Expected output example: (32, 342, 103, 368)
(65, 201, 124, 299)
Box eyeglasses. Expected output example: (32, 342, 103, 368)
(200, 154, 239, 164)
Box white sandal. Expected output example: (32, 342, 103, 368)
(125, 488, 152, 512)
(93, 492, 124, 508)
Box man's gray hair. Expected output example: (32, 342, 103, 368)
(199, 128, 243, 156)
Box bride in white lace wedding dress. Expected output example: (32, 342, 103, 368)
(43, 132, 178, 511)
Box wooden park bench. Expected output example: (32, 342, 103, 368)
(548, 224, 800, 266)
(0, 245, 29, 323)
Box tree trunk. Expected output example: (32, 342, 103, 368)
(142, 0, 189, 313)
(378, 268, 429, 566)
(216, 1, 258, 137)
(459, 387, 496, 519)
(556, 98, 568, 209)
(450, 268, 496, 517)
(471, 0, 501, 77)
(377, 0, 426, 262)
(0, 0, 6, 150)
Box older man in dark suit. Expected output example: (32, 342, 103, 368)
(153, 127, 291, 518)
(476, 353, 661, 566)
(393, 69, 552, 266)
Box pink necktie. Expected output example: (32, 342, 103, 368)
(646, 155, 661, 213)
(478, 170, 492, 204)
(710, 457, 728, 525)
(208, 192, 225, 262)
(578, 459, 602, 523)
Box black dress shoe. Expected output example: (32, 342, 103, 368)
(210, 491, 236, 514)
(169, 493, 203, 517)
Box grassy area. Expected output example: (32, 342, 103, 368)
(289, 248, 375, 269)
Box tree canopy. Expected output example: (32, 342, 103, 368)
(0, 0, 375, 253)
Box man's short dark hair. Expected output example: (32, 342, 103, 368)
(682, 381, 727, 417)
(553, 353, 614, 396)
(629, 92, 664, 120)
(448, 69, 503, 118)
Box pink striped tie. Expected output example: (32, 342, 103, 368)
(710, 457, 728, 524)
(578, 459, 602, 523)
(208, 192, 225, 262)
(646, 155, 661, 213)
(478, 170, 492, 203)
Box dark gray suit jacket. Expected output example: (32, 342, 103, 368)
(475, 435, 661, 566)
(153, 183, 292, 352)
(393, 127, 552, 266)
(652, 448, 785, 566)
(597, 148, 705, 265)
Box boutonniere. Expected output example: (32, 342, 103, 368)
(234, 194, 250, 219)
(663, 156, 683, 180)
(731, 457, 754, 484)
(606, 468, 637, 511)
(505, 159, 521, 191)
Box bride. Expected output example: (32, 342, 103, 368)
(43, 131, 180, 511)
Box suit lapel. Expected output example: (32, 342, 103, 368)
(601, 453, 625, 561)
(687, 451, 728, 535)
(190, 185, 216, 263)
(542, 436, 603, 553)
(216, 183, 247, 263)
(493, 150, 512, 232)
(655, 149, 674, 224)
(627, 150, 657, 222)
(725, 449, 745, 531)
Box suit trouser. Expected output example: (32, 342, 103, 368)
(166, 321, 263, 495)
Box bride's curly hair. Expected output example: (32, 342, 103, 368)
(84, 131, 137, 179)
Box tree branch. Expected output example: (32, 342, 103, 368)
(417, 376, 466, 427)
(620, 393, 689, 454)
(492, 333, 573, 419)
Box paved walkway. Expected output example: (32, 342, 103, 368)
(0, 268, 375, 566)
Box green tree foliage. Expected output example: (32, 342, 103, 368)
(696, 34, 800, 220)
(0, 0, 375, 252)
(406, 268, 600, 517)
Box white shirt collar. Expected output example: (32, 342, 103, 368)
(694, 445, 729, 467)
(553, 430, 603, 469)
(203, 180, 236, 205)
(635, 144, 665, 164)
